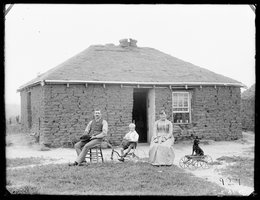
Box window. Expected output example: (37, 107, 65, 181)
(172, 92, 191, 123)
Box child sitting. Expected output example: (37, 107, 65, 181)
(118, 123, 139, 162)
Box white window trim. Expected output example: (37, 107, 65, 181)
(172, 91, 191, 124)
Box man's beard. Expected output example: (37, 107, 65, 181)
(95, 116, 101, 121)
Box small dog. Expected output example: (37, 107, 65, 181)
(192, 136, 204, 156)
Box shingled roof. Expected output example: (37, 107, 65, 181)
(241, 84, 255, 100)
(18, 39, 244, 91)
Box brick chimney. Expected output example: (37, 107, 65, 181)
(129, 38, 137, 47)
(119, 38, 137, 47)
(119, 39, 129, 47)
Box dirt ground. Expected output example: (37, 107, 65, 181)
(6, 131, 254, 196)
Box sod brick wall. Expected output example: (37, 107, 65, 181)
(20, 85, 45, 134)
(241, 98, 255, 131)
(154, 86, 242, 141)
(21, 84, 242, 147)
(190, 86, 242, 141)
(40, 84, 133, 147)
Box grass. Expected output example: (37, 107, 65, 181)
(6, 184, 40, 194)
(6, 133, 35, 147)
(6, 162, 232, 196)
(216, 156, 254, 188)
(6, 123, 22, 134)
(6, 157, 54, 168)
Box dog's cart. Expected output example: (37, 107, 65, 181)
(179, 155, 213, 169)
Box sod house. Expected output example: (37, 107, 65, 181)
(241, 84, 255, 131)
(18, 39, 244, 147)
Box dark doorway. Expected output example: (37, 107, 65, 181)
(132, 89, 148, 143)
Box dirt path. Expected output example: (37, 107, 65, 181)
(6, 132, 254, 195)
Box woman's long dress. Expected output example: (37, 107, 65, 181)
(148, 119, 175, 166)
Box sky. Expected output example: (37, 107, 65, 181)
(5, 4, 255, 105)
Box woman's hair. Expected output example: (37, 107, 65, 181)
(159, 110, 166, 115)
(94, 108, 101, 114)
(129, 123, 136, 128)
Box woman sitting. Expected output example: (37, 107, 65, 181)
(149, 110, 175, 166)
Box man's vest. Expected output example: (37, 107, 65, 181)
(89, 118, 103, 136)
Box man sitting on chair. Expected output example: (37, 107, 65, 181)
(69, 109, 108, 166)
(118, 123, 139, 162)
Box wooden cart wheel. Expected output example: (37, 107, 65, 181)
(194, 160, 201, 168)
(204, 155, 213, 164)
(179, 156, 191, 168)
(199, 160, 209, 168)
(197, 155, 212, 168)
(187, 159, 198, 170)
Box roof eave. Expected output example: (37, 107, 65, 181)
(17, 80, 43, 92)
(45, 80, 245, 87)
(17, 79, 246, 92)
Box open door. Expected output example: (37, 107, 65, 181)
(132, 89, 148, 143)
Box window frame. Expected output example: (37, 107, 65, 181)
(172, 91, 191, 124)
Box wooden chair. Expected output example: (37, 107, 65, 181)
(85, 144, 104, 163)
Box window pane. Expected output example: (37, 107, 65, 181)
(184, 100, 188, 107)
(178, 101, 183, 107)
(173, 112, 190, 123)
(172, 92, 190, 113)
(173, 99, 177, 107)
(184, 94, 188, 105)
(173, 93, 177, 108)
(178, 94, 183, 107)
(178, 93, 183, 100)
